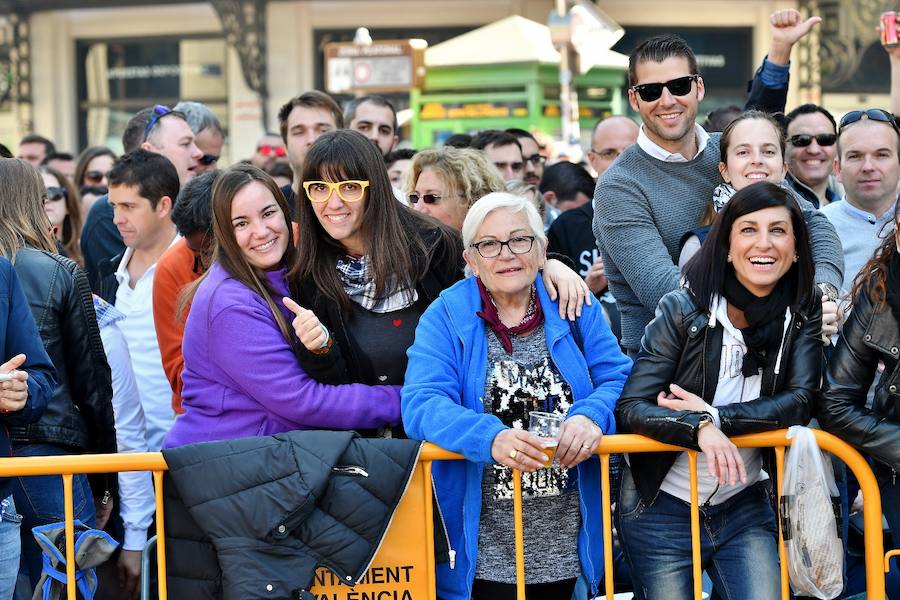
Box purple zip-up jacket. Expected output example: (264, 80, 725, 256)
(164, 262, 400, 448)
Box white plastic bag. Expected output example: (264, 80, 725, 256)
(781, 425, 843, 599)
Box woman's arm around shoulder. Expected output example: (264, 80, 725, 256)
(615, 290, 709, 449)
(402, 295, 506, 464)
(566, 297, 631, 436)
(203, 296, 400, 431)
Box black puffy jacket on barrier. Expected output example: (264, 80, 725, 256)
(162, 431, 429, 600)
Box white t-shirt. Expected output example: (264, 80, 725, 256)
(659, 296, 788, 505)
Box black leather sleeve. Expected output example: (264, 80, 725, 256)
(717, 294, 820, 435)
(61, 261, 116, 454)
(819, 291, 900, 470)
(615, 291, 709, 450)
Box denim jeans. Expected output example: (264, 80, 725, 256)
(0, 496, 21, 600)
(616, 466, 780, 600)
(10, 444, 95, 591)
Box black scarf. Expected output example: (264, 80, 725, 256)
(886, 251, 900, 324)
(722, 269, 795, 377)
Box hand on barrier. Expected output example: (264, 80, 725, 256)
(491, 428, 549, 472)
(657, 383, 706, 413)
(698, 425, 747, 487)
(556, 415, 602, 468)
(0, 353, 28, 413)
(542, 259, 591, 321)
(283, 297, 329, 352)
(117, 549, 142, 599)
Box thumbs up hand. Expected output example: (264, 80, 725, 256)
(769, 9, 821, 64)
(282, 298, 330, 352)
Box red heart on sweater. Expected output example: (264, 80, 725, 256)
(392, 319, 402, 327)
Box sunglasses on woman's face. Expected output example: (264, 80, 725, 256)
(631, 75, 699, 102)
(84, 170, 105, 184)
(408, 193, 444, 205)
(257, 145, 286, 158)
(44, 187, 66, 204)
(788, 133, 837, 148)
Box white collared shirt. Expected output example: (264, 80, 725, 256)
(637, 122, 710, 162)
(114, 237, 180, 451)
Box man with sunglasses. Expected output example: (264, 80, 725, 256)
(174, 101, 225, 174)
(592, 10, 844, 358)
(784, 104, 839, 208)
(822, 109, 900, 299)
(249, 132, 288, 171)
(471, 130, 527, 183)
(81, 105, 202, 294)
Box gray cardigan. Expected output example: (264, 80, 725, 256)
(592, 134, 844, 351)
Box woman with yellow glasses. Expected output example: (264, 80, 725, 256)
(289, 130, 588, 436)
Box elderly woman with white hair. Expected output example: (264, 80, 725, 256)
(402, 192, 631, 600)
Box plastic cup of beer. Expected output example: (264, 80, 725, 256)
(528, 411, 563, 448)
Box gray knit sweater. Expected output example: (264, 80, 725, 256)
(592, 133, 844, 351)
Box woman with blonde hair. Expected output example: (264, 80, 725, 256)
(0, 159, 114, 590)
(407, 146, 505, 231)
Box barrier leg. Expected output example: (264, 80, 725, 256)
(142, 536, 157, 600)
(600, 454, 614, 600)
(775, 446, 789, 599)
(153, 471, 168, 600)
(513, 469, 525, 600)
(687, 452, 702, 600)
(62, 474, 76, 600)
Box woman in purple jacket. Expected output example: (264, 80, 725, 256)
(163, 164, 399, 448)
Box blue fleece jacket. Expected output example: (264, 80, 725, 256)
(402, 276, 631, 599)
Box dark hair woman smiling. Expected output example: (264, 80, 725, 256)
(615, 181, 821, 599)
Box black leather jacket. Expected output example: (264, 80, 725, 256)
(10, 248, 116, 453)
(819, 284, 900, 479)
(616, 288, 821, 502)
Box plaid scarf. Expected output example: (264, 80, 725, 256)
(335, 255, 418, 313)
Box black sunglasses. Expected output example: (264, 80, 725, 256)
(788, 133, 837, 147)
(143, 104, 174, 141)
(198, 154, 219, 166)
(839, 109, 899, 133)
(408, 193, 444, 204)
(44, 186, 66, 203)
(631, 75, 699, 102)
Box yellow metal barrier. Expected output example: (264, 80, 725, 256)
(0, 430, 886, 600)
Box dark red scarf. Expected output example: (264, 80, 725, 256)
(476, 278, 543, 353)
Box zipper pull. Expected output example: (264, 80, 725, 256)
(893, 469, 896, 486)
(449, 549, 456, 569)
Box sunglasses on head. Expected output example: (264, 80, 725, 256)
(198, 154, 219, 166)
(143, 104, 174, 141)
(44, 187, 66, 203)
(408, 193, 444, 205)
(257, 144, 286, 158)
(788, 133, 837, 147)
(839, 108, 900, 133)
(631, 74, 699, 102)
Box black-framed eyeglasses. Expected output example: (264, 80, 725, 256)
(839, 109, 899, 134)
(524, 154, 546, 166)
(143, 104, 174, 141)
(469, 235, 536, 259)
(44, 186, 66, 204)
(788, 133, 837, 148)
(198, 154, 219, 166)
(631, 75, 699, 102)
(408, 193, 444, 204)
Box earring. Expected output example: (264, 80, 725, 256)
(793, 254, 799, 263)
(727, 253, 732, 262)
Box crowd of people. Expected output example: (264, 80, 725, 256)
(1, 6, 900, 600)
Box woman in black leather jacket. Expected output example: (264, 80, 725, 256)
(615, 182, 821, 600)
(0, 159, 115, 590)
(819, 194, 900, 556)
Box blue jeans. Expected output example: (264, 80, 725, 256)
(616, 466, 780, 600)
(10, 444, 95, 591)
(0, 496, 21, 600)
